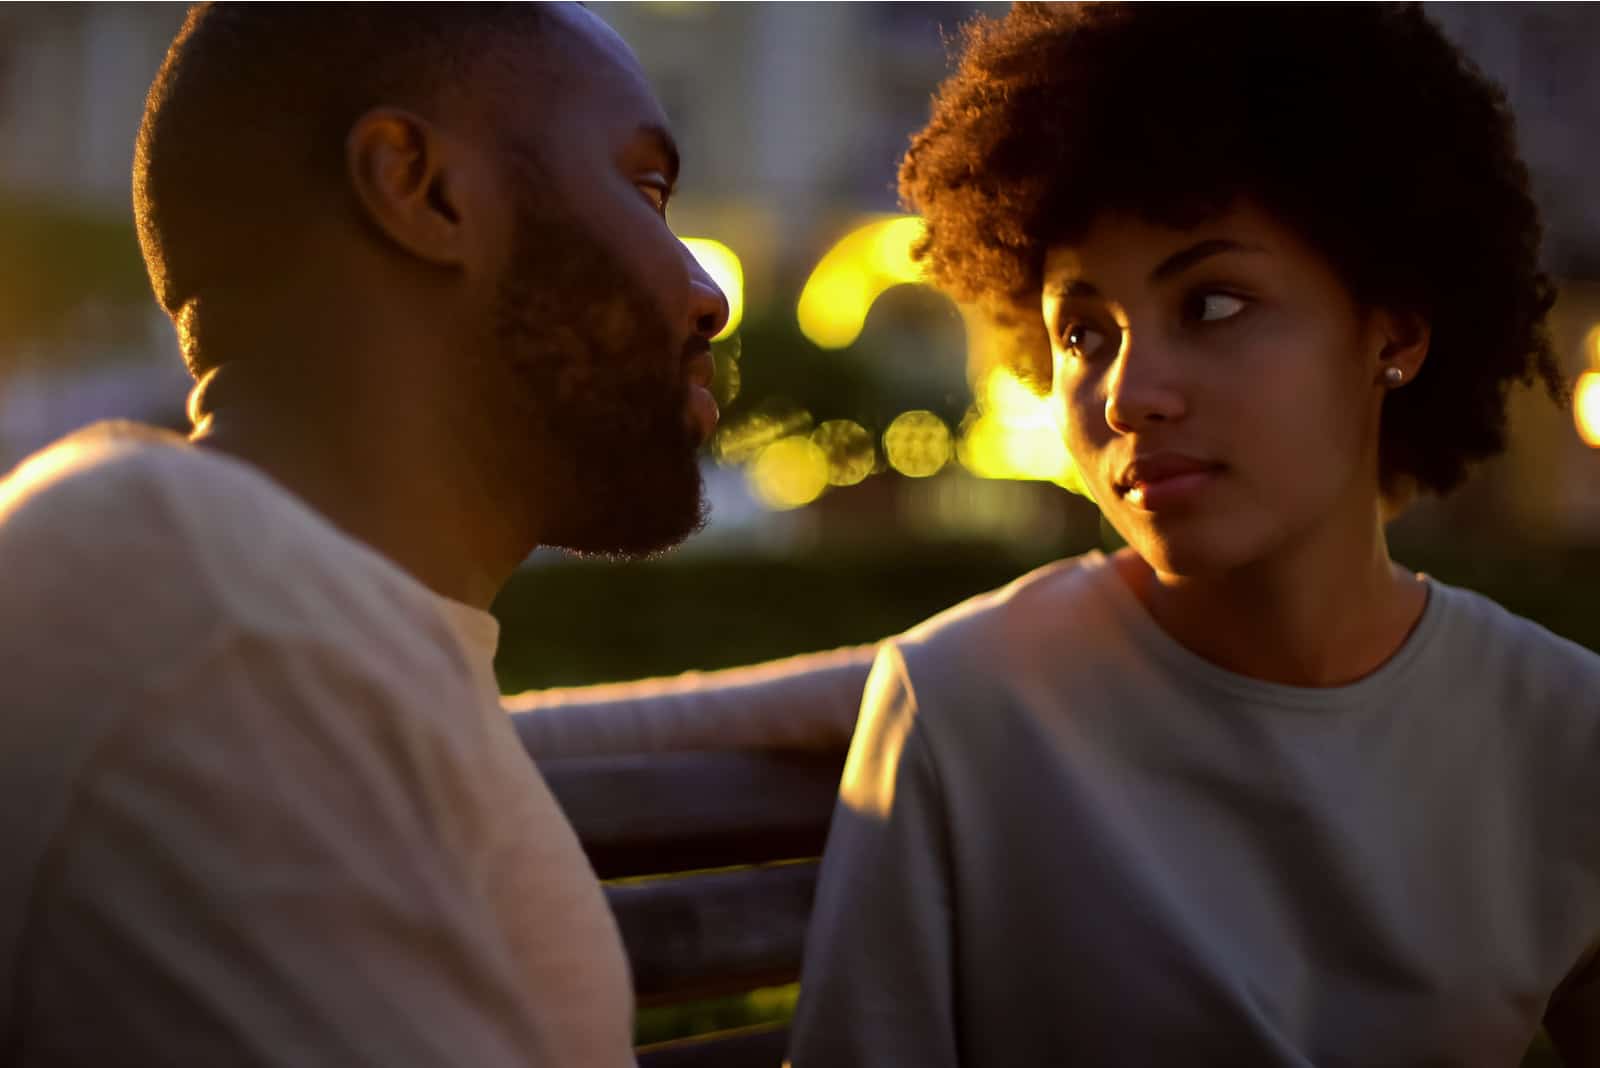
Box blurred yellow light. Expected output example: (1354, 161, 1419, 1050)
(681, 237, 743, 341)
(811, 419, 877, 486)
(797, 215, 927, 349)
(883, 410, 952, 478)
(712, 409, 812, 466)
(1585, 323, 1600, 367)
(1576, 371, 1600, 448)
(748, 436, 829, 509)
(957, 367, 1084, 494)
(866, 215, 927, 280)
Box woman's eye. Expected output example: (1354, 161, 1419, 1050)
(1189, 292, 1247, 323)
(1062, 322, 1107, 359)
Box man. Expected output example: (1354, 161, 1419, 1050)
(0, 5, 725, 1064)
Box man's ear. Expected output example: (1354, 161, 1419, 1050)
(1374, 307, 1431, 386)
(345, 108, 470, 267)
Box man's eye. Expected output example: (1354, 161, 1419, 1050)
(637, 180, 670, 216)
(1189, 292, 1247, 323)
(1062, 322, 1107, 359)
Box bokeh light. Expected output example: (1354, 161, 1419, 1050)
(711, 408, 812, 465)
(1576, 370, 1600, 448)
(748, 436, 830, 509)
(811, 419, 877, 486)
(681, 238, 743, 341)
(958, 367, 1085, 494)
(796, 215, 927, 349)
(883, 410, 951, 478)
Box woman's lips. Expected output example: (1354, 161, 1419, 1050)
(1116, 453, 1224, 511)
(1123, 468, 1220, 511)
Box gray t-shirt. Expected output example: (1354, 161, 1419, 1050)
(788, 551, 1600, 1067)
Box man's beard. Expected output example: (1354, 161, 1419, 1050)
(488, 201, 708, 558)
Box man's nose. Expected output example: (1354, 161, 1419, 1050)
(686, 255, 730, 341)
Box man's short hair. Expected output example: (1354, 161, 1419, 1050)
(134, 3, 548, 372)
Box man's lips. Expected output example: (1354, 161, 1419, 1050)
(684, 347, 718, 443)
(684, 348, 715, 391)
(1115, 452, 1224, 510)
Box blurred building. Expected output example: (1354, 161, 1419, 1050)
(0, 2, 1595, 546)
(0, 3, 189, 462)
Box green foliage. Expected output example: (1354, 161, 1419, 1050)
(491, 540, 1077, 692)
(0, 194, 149, 354)
(493, 537, 1600, 692)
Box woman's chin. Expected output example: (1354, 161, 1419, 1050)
(1125, 525, 1266, 582)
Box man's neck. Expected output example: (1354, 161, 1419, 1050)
(189, 367, 525, 611)
(1116, 505, 1427, 688)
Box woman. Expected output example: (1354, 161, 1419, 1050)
(780, 5, 1598, 1066)
(513, 4, 1598, 1064)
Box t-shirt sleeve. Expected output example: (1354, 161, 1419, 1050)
(785, 644, 960, 1068)
(14, 629, 555, 1068)
(507, 644, 878, 757)
(1546, 937, 1600, 1066)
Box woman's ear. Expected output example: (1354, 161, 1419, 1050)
(1374, 308, 1431, 388)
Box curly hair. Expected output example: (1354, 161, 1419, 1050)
(899, 2, 1565, 497)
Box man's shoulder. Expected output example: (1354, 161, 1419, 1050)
(0, 421, 454, 673)
(1, 421, 297, 560)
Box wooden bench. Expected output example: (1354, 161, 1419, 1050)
(535, 748, 848, 1067)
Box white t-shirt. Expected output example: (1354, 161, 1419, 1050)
(788, 551, 1600, 1067)
(0, 423, 633, 1067)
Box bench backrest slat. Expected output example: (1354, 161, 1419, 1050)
(637, 1022, 789, 1068)
(534, 746, 846, 1065)
(539, 750, 845, 879)
(609, 862, 817, 1006)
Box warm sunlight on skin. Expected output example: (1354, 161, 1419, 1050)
(1576, 370, 1600, 448)
(681, 238, 743, 340)
(797, 215, 927, 349)
(1040, 204, 1402, 578)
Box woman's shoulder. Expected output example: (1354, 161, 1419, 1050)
(1426, 577, 1600, 697)
(890, 549, 1123, 679)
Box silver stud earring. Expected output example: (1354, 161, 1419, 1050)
(1383, 366, 1405, 387)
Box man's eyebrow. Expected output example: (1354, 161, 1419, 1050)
(638, 122, 680, 185)
(1148, 238, 1265, 283)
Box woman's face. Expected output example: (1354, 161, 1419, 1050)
(1043, 202, 1408, 578)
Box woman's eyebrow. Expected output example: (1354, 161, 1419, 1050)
(1048, 279, 1102, 300)
(1047, 239, 1266, 298)
(1148, 238, 1266, 283)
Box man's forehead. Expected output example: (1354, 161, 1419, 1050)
(540, 4, 669, 129)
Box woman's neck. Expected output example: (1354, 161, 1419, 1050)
(1115, 510, 1428, 688)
